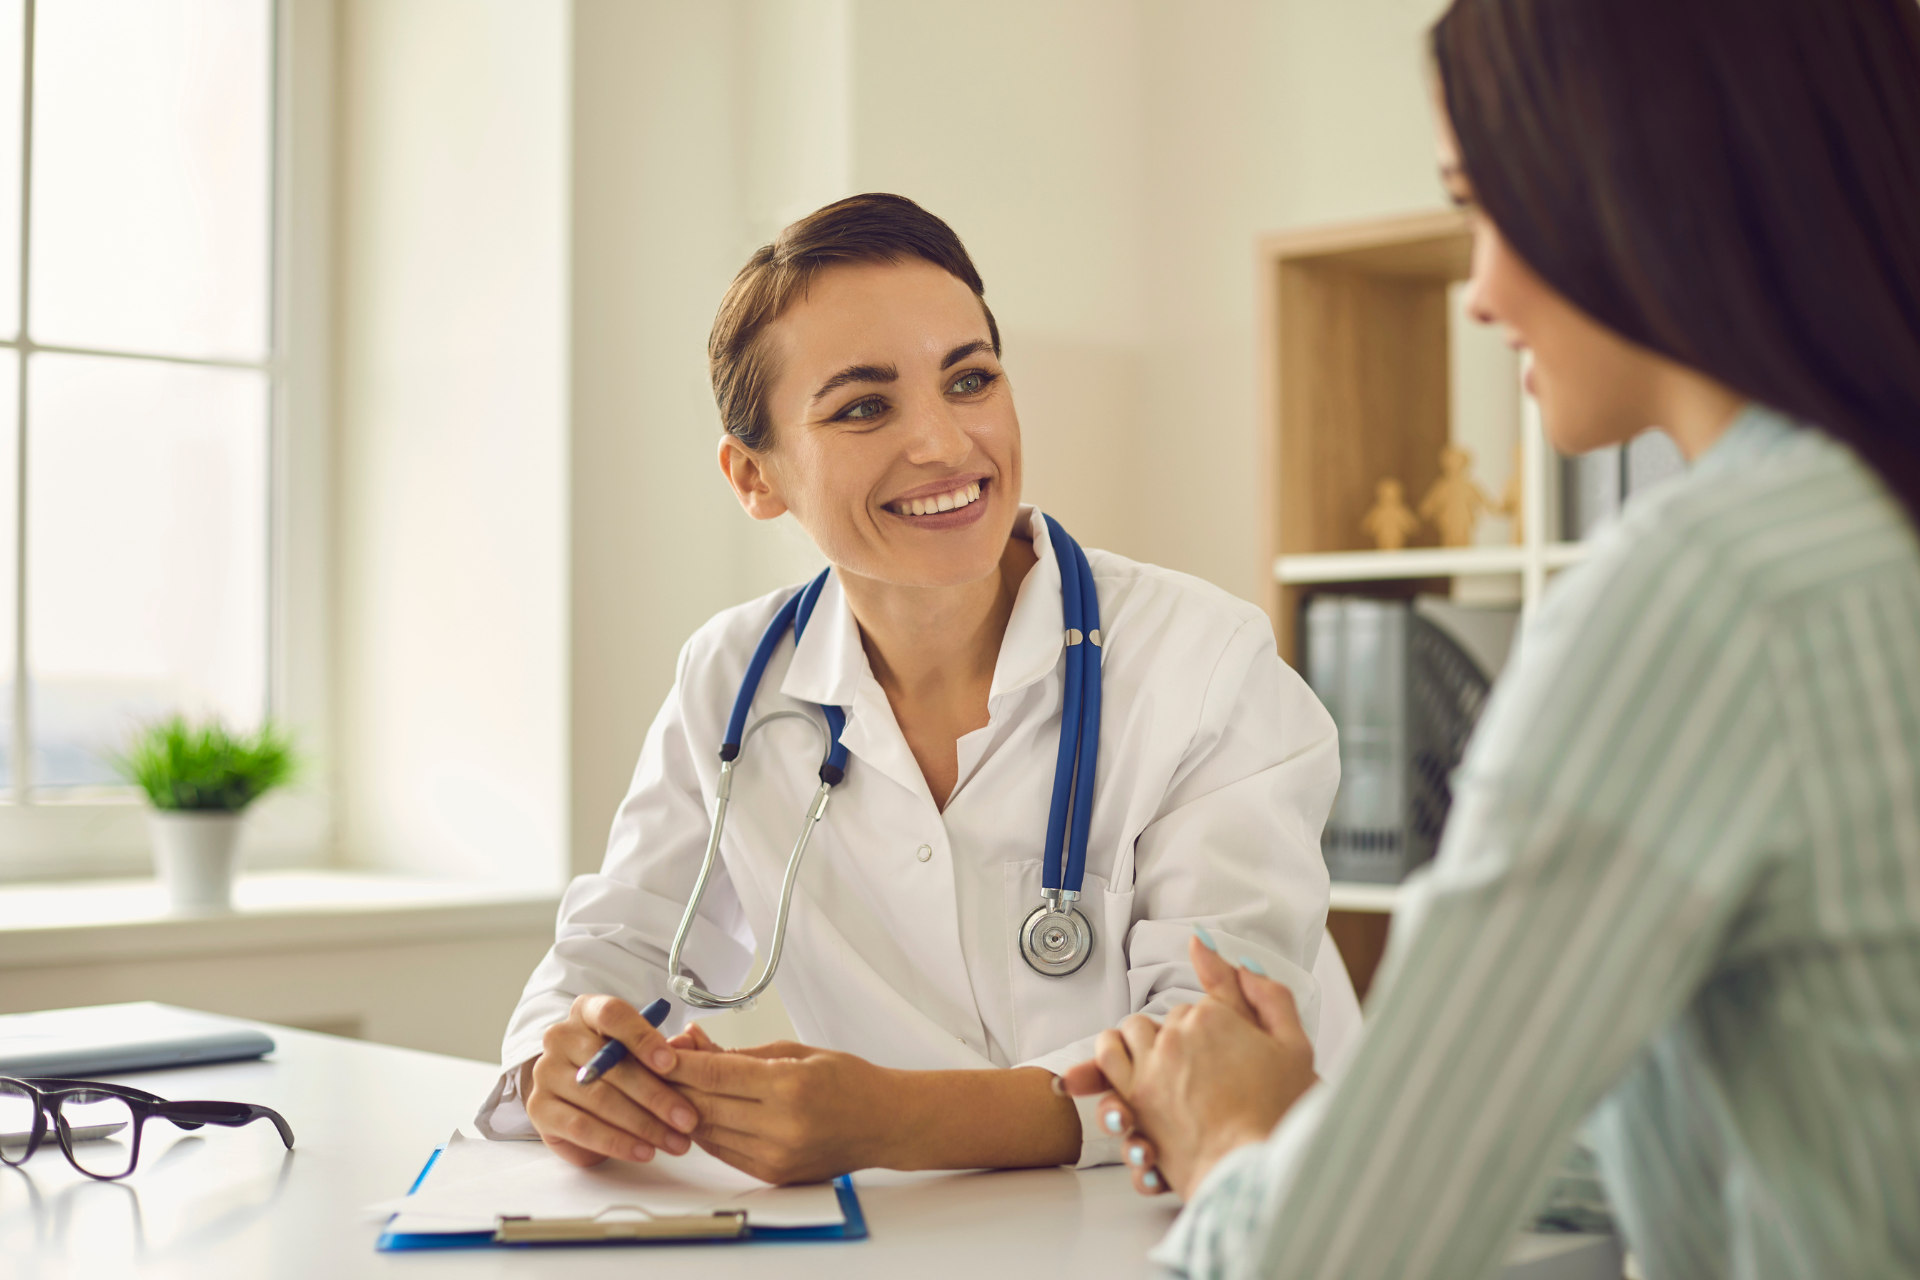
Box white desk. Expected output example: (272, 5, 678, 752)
(0, 1015, 1620, 1278)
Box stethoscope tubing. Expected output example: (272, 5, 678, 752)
(672, 516, 1101, 1008)
(1068, 529, 1102, 896)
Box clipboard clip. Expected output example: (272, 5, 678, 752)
(493, 1205, 750, 1244)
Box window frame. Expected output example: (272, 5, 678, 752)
(0, 0, 333, 881)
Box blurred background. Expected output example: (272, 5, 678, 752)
(0, 0, 1483, 1060)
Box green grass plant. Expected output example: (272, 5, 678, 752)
(116, 716, 298, 812)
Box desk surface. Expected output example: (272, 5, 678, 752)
(0, 1016, 1619, 1279)
(0, 1021, 1180, 1278)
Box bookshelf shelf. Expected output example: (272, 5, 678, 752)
(1329, 881, 1402, 914)
(1273, 541, 1589, 585)
(1277, 545, 1523, 583)
(1541, 541, 1589, 570)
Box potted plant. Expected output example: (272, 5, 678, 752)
(116, 716, 298, 914)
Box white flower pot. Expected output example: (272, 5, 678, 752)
(148, 811, 245, 914)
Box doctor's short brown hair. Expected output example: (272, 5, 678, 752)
(708, 193, 1000, 452)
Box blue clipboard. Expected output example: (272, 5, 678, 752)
(376, 1147, 869, 1251)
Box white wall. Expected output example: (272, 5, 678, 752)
(333, 0, 571, 887)
(558, 0, 1456, 878)
(850, 0, 1154, 562)
(1133, 0, 1454, 600)
(288, 0, 1462, 1057)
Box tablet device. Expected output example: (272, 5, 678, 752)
(0, 1002, 275, 1078)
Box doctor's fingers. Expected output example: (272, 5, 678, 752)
(675, 1089, 792, 1146)
(665, 1047, 790, 1100)
(572, 992, 677, 1075)
(667, 1023, 722, 1053)
(689, 1127, 815, 1187)
(539, 1019, 701, 1137)
(527, 1089, 659, 1165)
(530, 1049, 696, 1155)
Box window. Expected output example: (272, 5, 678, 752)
(0, 0, 275, 800)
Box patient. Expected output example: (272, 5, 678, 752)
(1072, 1, 1920, 1276)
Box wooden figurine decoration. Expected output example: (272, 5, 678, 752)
(1362, 478, 1421, 551)
(1419, 444, 1496, 547)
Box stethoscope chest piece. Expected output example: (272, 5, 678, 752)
(1020, 898, 1093, 977)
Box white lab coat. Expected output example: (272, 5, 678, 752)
(480, 508, 1358, 1165)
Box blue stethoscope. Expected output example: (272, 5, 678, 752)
(667, 518, 1104, 1009)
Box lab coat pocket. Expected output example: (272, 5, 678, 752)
(1003, 860, 1135, 1064)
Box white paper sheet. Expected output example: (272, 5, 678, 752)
(370, 1131, 845, 1235)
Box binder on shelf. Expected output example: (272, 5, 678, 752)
(1302, 594, 1516, 884)
(1561, 429, 1687, 540)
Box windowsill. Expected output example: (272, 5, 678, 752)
(0, 871, 560, 969)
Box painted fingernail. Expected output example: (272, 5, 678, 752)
(672, 1106, 697, 1133)
(1128, 1145, 1146, 1166)
(650, 1049, 674, 1072)
(1192, 923, 1220, 952)
(1050, 1075, 1068, 1097)
(1104, 1110, 1124, 1134)
(1143, 1170, 1161, 1191)
(1240, 956, 1268, 976)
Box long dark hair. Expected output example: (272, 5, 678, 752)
(1432, 0, 1920, 522)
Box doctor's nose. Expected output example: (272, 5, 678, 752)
(900, 398, 973, 469)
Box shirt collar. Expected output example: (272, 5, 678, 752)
(1688, 401, 1801, 481)
(776, 505, 1069, 710)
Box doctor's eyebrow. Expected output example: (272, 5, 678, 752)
(940, 340, 993, 370)
(811, 363, 897, 403)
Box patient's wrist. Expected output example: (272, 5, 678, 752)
(1184, 1121, 1267, 1197)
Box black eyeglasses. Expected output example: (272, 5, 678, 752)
(0, 1077, 294, 1180)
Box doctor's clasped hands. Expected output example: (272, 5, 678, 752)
(527, 995, 1084, 1184)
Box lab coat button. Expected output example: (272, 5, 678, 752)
(915, 844, 932, 862)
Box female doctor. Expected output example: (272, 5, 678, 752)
(477, 193, 1357, 1182)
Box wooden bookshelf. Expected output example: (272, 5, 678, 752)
(1256, 210, 1580, 1000)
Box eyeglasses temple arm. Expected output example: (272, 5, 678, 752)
(156, 1101, 295, 1148)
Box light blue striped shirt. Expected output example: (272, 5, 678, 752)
(1158, 406, 1920, 1279)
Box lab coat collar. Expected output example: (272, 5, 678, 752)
(777, 505, 1068, 711)
(779, 571, 866, 710)
(990, 507, 1070, 701)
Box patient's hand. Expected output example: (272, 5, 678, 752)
(663, 1028, 895, 1185)
(1065, 937, 1319, 1198)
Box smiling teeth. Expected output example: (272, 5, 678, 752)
(894, 481, 981, 516)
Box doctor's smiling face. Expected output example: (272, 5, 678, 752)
(719, 256, 1024, 591)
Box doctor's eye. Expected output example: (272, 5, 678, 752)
(836, 396, 888, 422)
(947, 370, 997, 397)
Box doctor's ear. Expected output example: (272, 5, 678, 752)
(718, 435, 790, 521)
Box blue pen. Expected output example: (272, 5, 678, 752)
(575, 997, 672, 1085)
